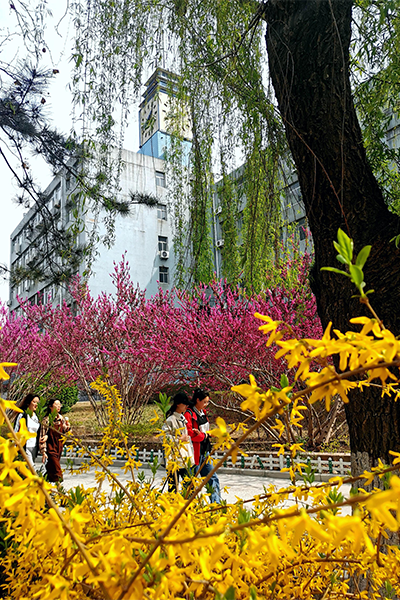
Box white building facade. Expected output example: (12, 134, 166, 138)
(9, 68, 192, 312)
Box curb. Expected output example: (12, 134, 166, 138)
(59, 457, 336, 482)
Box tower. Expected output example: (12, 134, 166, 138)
(138, 68, 192, 162)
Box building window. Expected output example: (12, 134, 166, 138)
(45, 287, 53, 304)
(296, 217, 307, 241)
(158, 236, 168, 252)
(159, 266, 169, 284)
(53, 183, 61, 206)
(155, 171, 166, 188)
(157, 204, 167, 220)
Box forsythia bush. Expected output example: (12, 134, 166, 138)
(1, 308, 400, 599)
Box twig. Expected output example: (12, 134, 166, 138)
(63, 433, 140, 511)
(116, 399, 289, 600)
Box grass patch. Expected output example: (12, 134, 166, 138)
(123, 405, 163, 437)
(68, 402, 164, 439)
(68, 401, 105, 435)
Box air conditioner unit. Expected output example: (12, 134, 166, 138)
(160, 250, 169, 259)
(215, 206, 223, 215)
(216, 239, 224, 248)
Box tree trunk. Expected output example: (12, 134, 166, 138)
(265, 0, 400, 475)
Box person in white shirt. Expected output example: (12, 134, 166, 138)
(13, 393, 43, 467)
(162, 392, 195, 493)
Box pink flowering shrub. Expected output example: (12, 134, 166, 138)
(0, 253, 321, 427)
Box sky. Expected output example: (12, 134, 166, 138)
(0, 3, 141, 305)
(0, 3, 73, 303)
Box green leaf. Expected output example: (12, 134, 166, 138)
(390, 234, 400, 248)
(337, 228, 353, 261)
(250, 586, 257, 600)
(333, 241, 345, 258)
(280, 374, 289, 388)
(321, 267, 350, 277)
(224, 587, 236, 600)
(215, 586, 236, 600)
(355, 245, 371, 268)
(349, 264, 364, 286)
(336, 254, 348, 265)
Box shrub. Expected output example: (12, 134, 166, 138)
(1, 302, 400, 598)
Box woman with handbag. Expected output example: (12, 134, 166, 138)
(41, 399, 71, 483)
(12, 393, 44, 467)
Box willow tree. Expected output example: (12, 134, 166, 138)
(69, 0, 400, 472)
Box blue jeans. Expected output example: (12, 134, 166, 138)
(196, 454, 221, 503)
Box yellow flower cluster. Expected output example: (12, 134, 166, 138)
(256, 313, 400, 411)
(1, 311, 400, 600)
(90, 377, 127, 456)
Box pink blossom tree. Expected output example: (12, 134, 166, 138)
(1, 253, 331, 445)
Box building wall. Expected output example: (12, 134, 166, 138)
(211, 165, 308, 280)
(86, 150, 176, 298)
(9, 150, 180, 311)
(9, 170, 70, 312)
(138, 131, 192, 165)
(138, 67, 192, 159)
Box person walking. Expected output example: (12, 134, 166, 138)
(41, 399, 70, 483)
(162, 392, 195, 493)
(185, 388, 221, 503)
(12, 393, 44, 467)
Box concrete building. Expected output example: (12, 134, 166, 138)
(211, 109, 400, 279)
(211, 165, 308, 280)
(9, 68, 192, 312)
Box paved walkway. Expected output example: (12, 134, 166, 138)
(60, 463, 351, 511)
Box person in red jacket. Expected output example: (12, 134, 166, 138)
(185, 388, 221, 503)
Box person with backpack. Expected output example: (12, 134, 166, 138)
(12, 393, 43, 467)
(162, 392, 195, 493)
(185, 388, 221, 503)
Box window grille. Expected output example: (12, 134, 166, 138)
(157, 204, 167, 220)
(159, 266, 169, 283)
(158, 236, 168, 252)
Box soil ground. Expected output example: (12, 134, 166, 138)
(67, 400, 350, 454)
